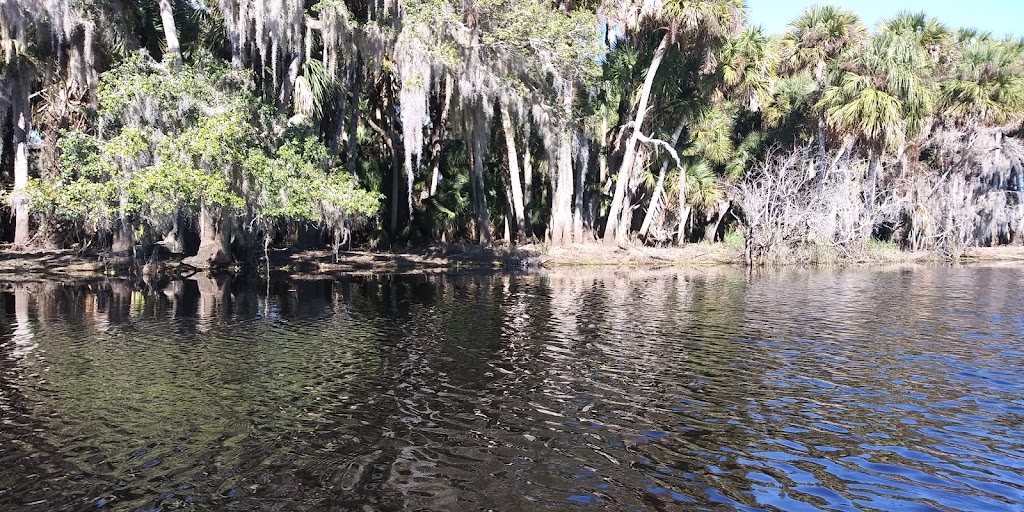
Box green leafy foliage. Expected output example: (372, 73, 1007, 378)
(24, 53, 379, 239)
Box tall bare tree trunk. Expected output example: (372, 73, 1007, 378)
(500, 103, 526, 244)
(603, 31, 670, 245)
(346, 60, 363, 176)
(639, 119, 687, 238)
(385, 84, 404, 236)
(551, 85, 575, 246)
(572, 138, 588, 242)
(428, 156, 441, 196)
(12, 86, 30, 247)
(390, 133, 402, 236)
(429, 74, 453, 197)
(677, 163, 692, 245)
(551, 138, 574, 246)
(469, 107, 491, 245)
(522, 129, 533, 218)
(158, 0, 182, 70)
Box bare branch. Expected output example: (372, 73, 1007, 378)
(635, 132, 681, 167)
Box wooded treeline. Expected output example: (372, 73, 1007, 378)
(3, 0, 1024, 266)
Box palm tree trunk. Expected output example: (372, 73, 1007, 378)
(603, 31, 670, 245)
(639, 119, 687, 238)
(500, 103, 526, 243)
(866, 150, 880, 210)
(158, 0, 182, 70)
(816, 119, 827, 181)
(677, 205, 691, 245)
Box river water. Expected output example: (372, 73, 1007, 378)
(1, 265, 1023, 511)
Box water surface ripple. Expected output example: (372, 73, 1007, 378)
(0, 266, 1023, 511)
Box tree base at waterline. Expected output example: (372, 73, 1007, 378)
(2, 243, 1024, 280)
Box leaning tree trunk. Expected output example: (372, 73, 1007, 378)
(677, 205, 692, 245)
(158, 0, 182, 70)
(677, 166, 691, 245)
(603, 31, 670, 245)
(639, 119, 687, 238)
(500, 103, 526, 244)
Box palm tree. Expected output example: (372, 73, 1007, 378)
(602, 0, 744, 245)
(682, 103, 735, 242)
(939, 38, 1024, 128)
(718, 26, 779, 113)
(780, 5, 865, 177)
(673, 158, 723, 243)
(817, 30, 934, 209)
(637, 26, 774, 244)
(881, 11, 951, 66)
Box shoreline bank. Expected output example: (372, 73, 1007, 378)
(1, 243, 1024, 280)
